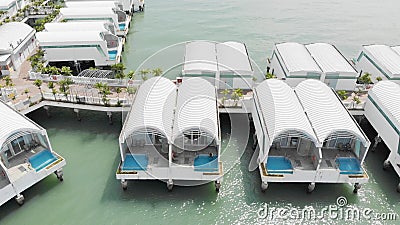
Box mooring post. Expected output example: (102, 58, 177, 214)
(107, 111, 113, 125)
(74, 108, 81, 121)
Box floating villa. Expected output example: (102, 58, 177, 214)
(355, 44, 400, 84)
(59, 7, 129, 37)
(182, 40, 254, 89)
(66, 0, 135, 13)
(44, 21, 117, 35)
(0, 22, 37, 76)
(0, 100, 66, 206)
(268, 42, 357, 90)
(116, 77, 222, 191)
(36, 30, 122, 70)
(252, 79, 370, 192)
(364, 81, 400, 192)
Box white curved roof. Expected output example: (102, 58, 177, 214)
(0, 0, 14, 8)
(295, 79, 368, 146)
(306, 43, 357, 74)
(0, 22, 35, 52)
(368, 81, 400, 128)
(216, 41, 253, 75)
(275, 42, 322, 73)
(0, 101, 43, 148)
(255, 79, 319, 145)
(172, 77, 218, 141)
(183, 41, 218, 74)
(123, 77, 176, 142)
(60, 7, 115, 16)
(363, 45, 400, 77)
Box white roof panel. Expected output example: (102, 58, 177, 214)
(60, 7, 115, 16)
(183, 41, 218, 74)
(306, 43, 357, 75)
(363, 45, 400, 77)
(275, 42, 322, 73)
(0, 101, 42, 148)
(123, 77, 176, 142)
(172, 77, 218, 141)
(255, 79, 319, 145)
(65, 1, 116, 8)
(0, 22, 35, 52)
(36, 31, 103, 44)
(216, 41, 253, 75)
(368, 81, 400, 129)
(295, 79, 368, 146)
(44, 22, 109, 33)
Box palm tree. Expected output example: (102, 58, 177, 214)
(358, 72, 372, 89)
(52, 88, 58, 101)
(34, 79, 43, 99)
(60, 66, 72, 76)
(152, 68, 163, 77)
(49, 66, 60, 75)
(3, 76, 14, 88)
(139, 69, 150, 81)
(111, 63, 126, 79)
(126, 87, 136, 95)
(126, 70, 135, 79)
(376, 76, 382, 82)
(48, 81, 54, 89)
(116, 87, 122, 106)
(23, 88, 30, 99)
(58, 78, 73, 101)
(231, 88, 243, 107)
(220, 89, 230, 107)
(265, 72, 276, 79)
(94, 82, 112, 106)
(337, 90, 348, 100)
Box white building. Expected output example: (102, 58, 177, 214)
(0, 100, 66, 206)
(182, 40, 254, 89)
(117, 77, 222, 191)
(0, 22, 37, 76)
(36, 30, 122, 69)
(305, 43, 358, 90)
(0, 0, 26, 17)
(355, 45, 400, 84)
(44, 21, 116, 35)
(252, 79, 370, 192)
(268, 42, 358, 90)
(59, 7, 130, 37)
(364, 81, 400, 192)
(65, 0, 134, 13)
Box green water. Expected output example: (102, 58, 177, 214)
(2, 0, 400, 224)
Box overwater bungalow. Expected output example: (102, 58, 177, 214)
(169, 77, 222, 191)
(117, 77, 177, 190)
(66, 0, 134, 14)
(364, 81, 400, 192)
(268, 42, 357, 90)
(252, 79, 321, 192)
(0, 0, 26, 17)
(355, 44, 400, 84)
(36, 30, 122, 70)
(0, 100, 66, 206)
(59, 7, 129, 37)
(116, 77, 222, 191)
(182, 40, 254, 89)
(296, 79, 370, 193)
(252, 79, 370, 192)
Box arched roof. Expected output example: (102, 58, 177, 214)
(183, 41, 218, 74)
(0, 100, 43, 148)
(0, 22, 35, 52)
(122, 77, 176, 142)
(295, 79, 369, 146)
(255, 79, 319, 146)
(368, 81, 400, 128)
(172, 77, 218, 141)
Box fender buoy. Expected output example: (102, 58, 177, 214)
(312, 155, 316, 161)
(1, 170, 5, 177)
